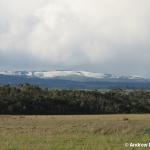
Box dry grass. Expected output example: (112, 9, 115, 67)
(0, 114, 150, 150)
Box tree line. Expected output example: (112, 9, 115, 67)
(0, 84, 150, 114)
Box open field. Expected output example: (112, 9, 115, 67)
(0, 115, 150, 150)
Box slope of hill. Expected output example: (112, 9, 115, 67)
(0, 71, 149, 89)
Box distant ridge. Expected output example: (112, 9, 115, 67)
(0, 70, 149, 89)
(0, 70, 146, 80)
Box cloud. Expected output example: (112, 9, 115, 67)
(0, 0, 150, 76)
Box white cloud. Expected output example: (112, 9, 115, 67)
(0, 0, 150, 76)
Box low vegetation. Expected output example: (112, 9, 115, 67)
(0, 115, 150, 150)
(0, 84, 150, 114)
(0, 85, 150, 149)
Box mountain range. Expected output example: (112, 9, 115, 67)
(0, 70, 149, 89)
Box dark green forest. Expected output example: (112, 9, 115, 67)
(0, 84, 150, 114)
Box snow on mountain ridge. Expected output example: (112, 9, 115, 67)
(0, 70, 145, 80)
(32, 71, 105, 79)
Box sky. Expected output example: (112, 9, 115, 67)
(0, 0, 150, 77)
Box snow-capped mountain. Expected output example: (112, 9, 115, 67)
(0, 70, 145, 80)
(0, 70, 108, 79)
(0, 70, 149, 89)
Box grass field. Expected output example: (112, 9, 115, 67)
(0, 115, 150, 150)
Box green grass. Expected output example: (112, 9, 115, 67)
(0, 115, 150, 150)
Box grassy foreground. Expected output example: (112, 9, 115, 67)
(0, 115, 150, 150)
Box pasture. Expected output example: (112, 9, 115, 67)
(0, 115, 150, 150)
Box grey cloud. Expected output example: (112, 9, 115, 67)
(0, 0, 150, 77)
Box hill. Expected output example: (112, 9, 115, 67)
(0, 71, 149, 89)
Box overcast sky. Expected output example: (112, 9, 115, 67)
(0, 0, 150, 77)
